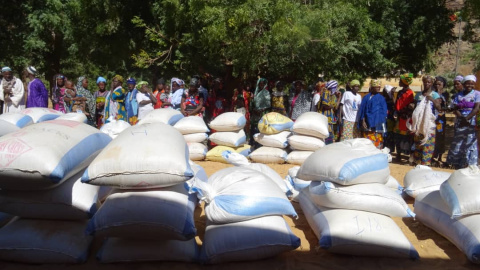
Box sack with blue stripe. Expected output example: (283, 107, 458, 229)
(21, 107, 63, 123)
(82, 123, 193, 189)
(188, 167, 297, 224)
(0, 120, 111, 190)
(297, 138, 389, 185)
(415, 190, 480, 264)
(309, 181, 415, 218)
(404, 165, 451, 198)
(385, 175, 403, 195)
(299, 190, 419, 259)
(87, 183, 197, 241)
(257, 112, 293, 135)
(0, 112, 33, 128)
(0, 120, 19, 137)
(201, 215, 300, 264)
(440, 166, 480, 218)
(0, 169, 100, 220)
(137, 108, 184, 126)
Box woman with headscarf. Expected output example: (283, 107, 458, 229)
(271, 81, 288, 115)
(393, 73, 415, 162)
(311, 81, 325, 112)
(382, 85, 397, 152)
(289, 80, 312, 121)
(432, 76, 449, 165)
(104, 75, 127, 123)
(93, 77, 108, 128)
(318, 80, 339, 144)
(136, 81, 157, 120)
(52, 74, 67, 113)
(338, 79, 362, 141)
(171, 77, 185, 111)
(445, 75, 480, 169)
(125, 77, 139, 125)
(75, 76, 95, 125)
(410, 75, 442, 166)
(0, 67, 25, 113)
(357, 79, 388, 149)
(249, 78, 271, 146)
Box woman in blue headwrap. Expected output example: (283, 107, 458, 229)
(125, 77, 139, 125)
(318, 80, 339, 144)
(93, 76, 108, 128)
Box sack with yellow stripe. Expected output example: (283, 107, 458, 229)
(206, 145, 251, 163)
(258, 112, 293, 135)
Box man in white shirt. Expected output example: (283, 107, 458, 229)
(338, 79, 362, 141)
(0, 66, 25, 113)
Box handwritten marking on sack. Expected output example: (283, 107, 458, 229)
(130, 130, 148, 136)
(48, 119, 80, 128)
(353, 215, 382, 236)
(0, 138, 33, 167)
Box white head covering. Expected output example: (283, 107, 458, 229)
(384, 85, 394, 98)
(1, 66, 12, 73)
(464, 75, 477, 83)
(27, 66, 37, 75)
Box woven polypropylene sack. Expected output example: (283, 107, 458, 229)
(403, 165, 451, 198)
(292, 112, 329, 139)
(253, 131, 290, 148)
(137, 108, 184, 126)
(249, 146, 288, 164)
(440, 166, 480, 218)
(174, 116, 209, 135)
(0, 112, 33, 128)
(208, 112, 246, 132)
(257, 112, 293, 135)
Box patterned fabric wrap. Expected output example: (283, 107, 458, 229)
(363, 130, 384, 149)
(413, 133, 436, 166)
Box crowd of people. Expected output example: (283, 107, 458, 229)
(1, 65, 479, 169)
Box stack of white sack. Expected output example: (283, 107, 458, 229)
(20, 107, 63, 123)
(287, 112, 329, 165)
(187, 166, 300, 264)
(403, 165, 451, 198)
(414, 166, 480, 264)
(206, 112, 249, 163)
(297, 138, 418, 258)
(250, 112, 293, 164)
(174, 116, 210, 161)
(0, 120, 112, 264)
(221, 151, 295, 198)
(82, 123, 202, 263)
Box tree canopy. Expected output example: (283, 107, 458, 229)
(0, 0, 460, 86)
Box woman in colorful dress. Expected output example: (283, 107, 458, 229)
(411, 75, 442, 166)
(181, 78, 204, 117)
(271, 81, 288, 115)
(104, 75, 127, 123)
(289, 80, 312, 121)
(125, 78, 139, 125)
(338, 79, 362, 141)
(432, 76, 449, 165)
(357, 79, 387, 149)
(52, 74, 67, 113)
(311, 81, 325, 112)
(318, 80, 339, 144)
(446, 75, 480, 169)
(93, 77, 108, 128)
(76, 76, 95, 125)
(393, 73, 415, 162)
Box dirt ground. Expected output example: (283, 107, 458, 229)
(2, 160, 479, 270)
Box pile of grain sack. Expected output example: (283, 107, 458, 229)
(406, 165, 480, 264)
(0, 119, 112, 263)
(186, 161, 300, 263)
(206, 112, 250, 162)
(251, 112, 329, 165)
(289, 138, 419, 259)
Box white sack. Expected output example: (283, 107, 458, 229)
(174, 116, 210, 134)
(87, 183, 197, 241)
(0, 219, 92, 264)
(385, 175, 403, 195)
(249, 146, 288, 164)
(82, 123, 193, 189)
(288, 134, 325, 151)
(415, 190, 480, 264)
(209, 130, 246, 147)
(297, 138, 389, 185)
(309, 181, 414, 217)
(56, 112, 88, 123)
(184, 132, 208, 143)
(403, 165, 451, 198)
(20, 107, 62, 123)
(188, 142, 207, 161)
(440, 166, 480, 218)
(0, 120, 111, 190)
(99, 119, 131, 139)
(208, 112, 246, 132)
(0, 112, 33, 128)
(0, 120, 19, 137)
(137, 108, 184, 125)
(299, 190, 419, 259)
(292, 112, 329, 139)
(201, 215, 300, 264)
(287, 151, 314, 165)
(253, 131, 290, 148)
